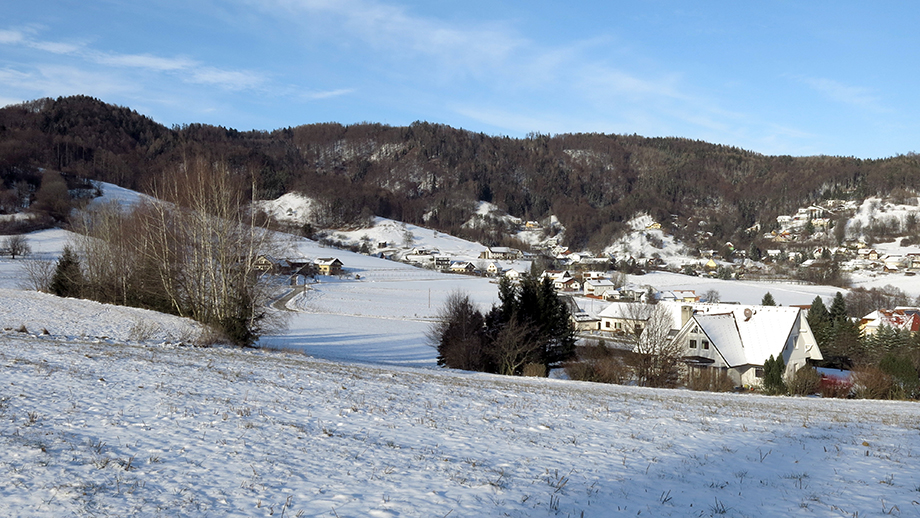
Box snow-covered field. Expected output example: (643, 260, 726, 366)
(5, 183, 920, 515)
(4, 332, 920, 517)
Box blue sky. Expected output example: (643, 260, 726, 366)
(1, 1, 916, 158)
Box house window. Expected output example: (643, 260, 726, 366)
(702, 340, 710, 350)
(689, 339, 697, 349)
(755, 368, 764, 378)
(616, 322, 622, 329)
(605, 321, 611, 328)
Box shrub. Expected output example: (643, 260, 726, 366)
(879, 354, 920, 399)
(564, 341, 630, 384)
(522, 363, 547, 377)
(762, 355, 786, 395)
(851, 365, 897, 400)
(786, 366, 822, 396)
(686, 368, 735, 392)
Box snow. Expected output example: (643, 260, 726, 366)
(632, 271, 845, 306)
(4, 184, 920, 514)
(4, 332, 920, 516)
(604, 213, 691, 268)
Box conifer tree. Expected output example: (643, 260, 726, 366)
(763, 354, 786, 395)
(49, 246, 83, 298)
(761, 292, 776, 306)
(807, 296, 831, 349)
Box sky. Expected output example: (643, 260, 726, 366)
(1, 1, 917, 159)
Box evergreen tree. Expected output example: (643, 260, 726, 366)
(807, 296, 831, 349)
(761, 292, 776, 306)
(431, 291, 490, 372)
(829, 291, 848, 323)
(49, 246, 83, 298)
(486, 273, 576, 374)
(762, 354, 786, 395)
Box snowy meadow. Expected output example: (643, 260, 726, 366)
(5, 331, 920, 517)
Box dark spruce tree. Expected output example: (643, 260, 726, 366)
(49, 246, 83, 298)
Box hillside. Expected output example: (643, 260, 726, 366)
(4, 326, 920, 517)
(4, 96, 920, 253)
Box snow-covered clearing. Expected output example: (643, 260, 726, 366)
(4, 333, 920, 517)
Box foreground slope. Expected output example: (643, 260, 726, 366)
(3, 333, 920, 517)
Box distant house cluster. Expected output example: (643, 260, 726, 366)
(254, 255, 344, 280)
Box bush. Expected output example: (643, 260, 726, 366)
(762, 355, 786, 395)
(522, 363, 547, 377)
(879, 354, 920, 399)
(851, 366, 897, 400)
(564, 341, 630, 384)
(785, 366, 822, 396)
(686, 368, 735, 392)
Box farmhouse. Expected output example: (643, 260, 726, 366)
(314, 257, 344, 276)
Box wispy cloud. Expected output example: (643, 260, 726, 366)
(265, 0, 525, 79)
(189, 67, 265, 91)
(0, 26, 265, 92)
(801, 77, 885, 112)
(93, 52, 196, 72)
(301, 88, 356, 100)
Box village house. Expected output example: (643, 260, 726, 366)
(597, 302, 648, 335)
(449, 261, 477, 274)
(478, 247, 522, 260)
(254, 255, 291, 275)
(314, 257, 344, 276)
(583, 279, 618, 298)
(658, 290, 698, 303)
(553, 277, 581, 292)
(504, 268, 527, 282)
(664, 301, 823, 388)
(485, 262, 503, 276)
(859, 308, 920, 335)
(561, 296, 600, 332)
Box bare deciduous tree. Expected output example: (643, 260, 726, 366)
(73, 157, 285, 346)
(2, 234, 30, 259)
(622, 303, 683, 388)
(19, 257, 56, 292)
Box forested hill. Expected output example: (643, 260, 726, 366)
(2, 95, 919, 251)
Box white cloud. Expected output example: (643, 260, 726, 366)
(801, 77, 885, 112)
(0, 29, 24, 44)
(93, 52, 196, 72)
(302, 88, 355, 100)
(189, 67, 266, 90)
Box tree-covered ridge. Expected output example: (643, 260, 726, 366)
(3, 95, 920, 251)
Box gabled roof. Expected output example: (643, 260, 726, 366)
(686, 304, 803, 367)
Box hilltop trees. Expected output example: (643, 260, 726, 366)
(431, 275, 576, 376)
